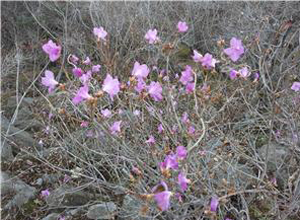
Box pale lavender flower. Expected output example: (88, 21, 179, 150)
(145, 135, 156, 144)
(181, 112, 189, 124)
(148, 81, 163, 101)
(80, 121, 89, 128)
(102, 74, 120, 100)
(291, 81, 300, 91)
(110, 121, 122, 135)
(158, 123, 164, 133)
(93, 27, 107, 41)
(135, 78, 146, 93)
(179, 65, 193, 85)
(160, 154, 178, 171)
(192, 50, 203, 63)
(72, 85, 92, 105)
(101, 109, 112, 118)
(70, 54, 79, 64)
(132, 61, 150, 79)
(42, 40, 61, 62)
(133, 110, 140, 116)
(83, 57, 91, 65)
(41, 189, 50, 198)
(41, 70, 58, 93)
(177, 21, 188, 33)
(201, 53, 217, 69)
(80, 71, 92, 84)
(185, 82, 195, 94)
(239, 67, 250, 78)
(178, 172, 190, 191)
(210, 196, 219, 212)
(229, 69, 238, 80)
(145, 29, 159, 44)
(153, 181, 172, 211)
(92, 64, 101, 73)
(63, 174, 71, 183)
(224, 37, 244, 62)
(176, 146, 187, 160)
(188, 125, 195, 135)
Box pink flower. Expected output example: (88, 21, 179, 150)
(80, 121, 89, 127)
(145, 29, 159, 44)
(153, 181, 172, 211)
(201, 53, 217, 69)
(176, 146, 187, 160)
(177, 21, 188, 33)
(192, 50, 203, 63)
(41, 70, 58, 93)
(41, 189, 50, 198)
(101, 109, 112, 118)
(110, 121, 122, 135)
(135, 78, 146, 93)
(158, 123, 164, 133)
(93, 27, 107, 41)
(210, 196, 219, 212)
(160, 154, 178, 171)
(185, 82, 195, 94)
(181, 112, 189, 124)
(80, 71, 92, 84)
(92, 64, 101, 73)
(42, 40, 61, 62)
(239, 67, 250, 78)
(72, 85, 92, 105)
(102, 74, 120, 100)
(132, 61, 150, 79)
(83, 57, 91, 65)
(229, 69, 238, 80)
(147, 81, 163, 101)
(224, 37, 244, 62)
(291, 82, 300, 91)
(254, 72, 260, 80)
(133, 110, 140, 116)
(188, 125, 195, 135)
(70, 54, 79, 64)
(179, 65, 193, 85)
(145, 135, 156, 144)
(72, 67, 84, 77)
(178, 172, 190, 191)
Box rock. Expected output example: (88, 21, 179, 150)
(1, 141, 14, 161)
(119, 195, 144, 220)
(46, 186, 94, 207)
(41, 213, 60, 220)
(1, 172, 37, 209)
(87, 202, 117, 219)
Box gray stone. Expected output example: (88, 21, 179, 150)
(1, 172, 37, 209)
(41, 213, 60, 220)
(1, 141, 14, 161)
(119, 195, 143, 220)
(87, 202, 117, 219)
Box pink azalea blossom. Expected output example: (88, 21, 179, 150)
(192, 50, 203, 63)
(145, 29, 159, 44)
(135, 78, 146, 93)
(80, 71, 92, 84)
(229, 69, 238, 80)
(239, 67, 251, 78)
(101, 109, 112, 118)
(41, 189, 50, 198)
(72, 67, 84, 77)
(188, 125, 195, 135)
(70, 54, 79, 64)
(176, 146, 187, 160)
(201, 53, 218, 69)
(158, 123, 164, 133)
(92, 64, 101, 73)
(93, 27, 107, 41)
(291, 82, 300, 91)
(179, 65, 193, 85)
(178, 172, 190, 191)
(72, 85, 92, 105)
(210, 196, 219, 212)
(153, 181, 172, 211)
(181, 112, 189, 124)
(177, 21, 188, 33)
(83, 57, 91, 65)
(42, 40, 61, 62)
(145, 135, 156, 144)
(102, 74, 120, 100)
(148, 81, 163, 101)
(185, 82, 195, 94)
(80, 121, 89, 128)
(160, 154, 178, 171)
(41, 70, 58, 93)
(110, 121, 122, 135)
(132, 61, 150, 79)
(224, 37, 244, 62)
